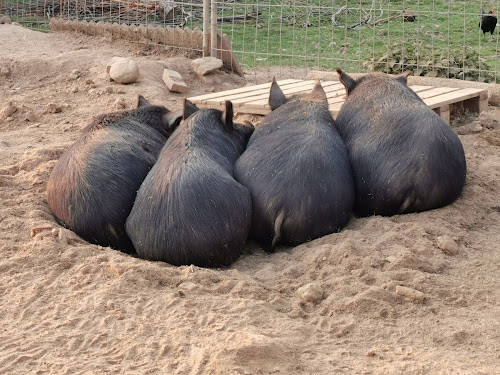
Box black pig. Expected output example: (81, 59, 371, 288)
(125, 100, 254, 267)
(234, 79, 355, 251)
(335, 68, 467, 217)
(46, 96, 182, 253)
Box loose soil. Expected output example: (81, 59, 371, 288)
(1, 24, 500, 375)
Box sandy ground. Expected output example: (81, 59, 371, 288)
(1, 23, 500, 375)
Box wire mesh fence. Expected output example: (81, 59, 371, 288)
(2, 0, 500, 83)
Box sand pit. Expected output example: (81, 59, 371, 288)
(1, 23, 500, 374)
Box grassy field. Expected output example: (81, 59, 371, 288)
(215, 0, 500, 82)
(2, 0, 500, 81)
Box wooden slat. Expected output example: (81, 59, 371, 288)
(188, 80, 487, 124)
(235, 81, 345, 109)
(408, 85, 434, 93)
(416, 86, 462, 100)
(207, 80, 317, 106)
(423, 88, 486, 108)
(188, 79, 300, 103)
(231, 80, 317, 106)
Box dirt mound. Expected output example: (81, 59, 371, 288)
(1, 24, 500, 374)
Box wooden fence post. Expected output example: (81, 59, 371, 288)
(210, 0, 217, 57)
(202, 0, 210, 56)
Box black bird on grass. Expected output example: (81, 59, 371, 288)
(479, 8, 497, 41)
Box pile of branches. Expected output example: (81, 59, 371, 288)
(301, 0, 408, 29)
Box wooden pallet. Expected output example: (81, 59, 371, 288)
(187, 79, 488, 124)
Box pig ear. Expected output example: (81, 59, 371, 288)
(137, 95, 151, 108)
(269, 77, 287, 110)
(220, 101, 234, 131)
(394, 71, 412, 85)
(162, 108, 183, 130)
(336, 68, 356, 96)
(310, 79, 327, 101)
(183, 99, 199, 121)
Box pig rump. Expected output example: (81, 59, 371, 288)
(126, 102, 253, 267)
(234, 79, 355, 251)
(335, 69, 467, 217)
(46, 98, 181, 253)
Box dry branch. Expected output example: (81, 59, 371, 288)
(217, 10, 261, 23)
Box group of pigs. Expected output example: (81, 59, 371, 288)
(46, 69, 467, 268)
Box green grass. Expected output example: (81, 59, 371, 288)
(213, 0, 500, 82)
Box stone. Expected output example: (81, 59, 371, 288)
(395, 285, 426, 301)
(25, 111, 39, 122)
(106, 56, 125, 73)
(479, 111, 500, 130)
(297, 283, 323, 303)
(0, 67, 10, 76)
(113, 98, 127, 110)
(0, 101, 18, 120)
(191, 57, 223, 76)
(436, 235, 458, 255)
(45, 103, 63, 114)
(69, 70, 81, 80)
(162, 69, 188, 93)
(109, 58, 139, 84)
(0, 16, 12, 24)
(456, 121, 484, 135)
(178, 281, 197, 291)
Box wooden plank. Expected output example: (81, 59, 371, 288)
(416, 86, 462, 100)
(205, 80, 318, 106)
(231, 81, 317, 106)
(189, 80, 488, 121)
(408, 85, 434, 92)
(188, 79, 300, 103)
(239, 81, 345, 109)
(433, 104, 450, 124)
(233, 105, 270, 115)
(423, 88, 486, 108)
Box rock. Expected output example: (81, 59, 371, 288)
(25, 111, 39, 122)
(0, 101, 18, 120)
(436, 235, 459, 255)
(395, 285, 426, 301)
(162, 69, 188, 93)
(479, 111, 500, 130)
(69, 70, 81, 80)
(113, 98, 127, 110)
(0, 16, 12, 24)
(0, 67, 10, 76)
(106, 56, 124, 73)
(456, 121, 484, 135)
(297, 283, 323, 303)
(45, 103, 63, 114)
(191, 57, 223, 76)
(109, 58, 139, 84)
(178, 281, 197, 291)
(85, 79, 97, 89)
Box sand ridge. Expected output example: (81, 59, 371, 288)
(1, 24, 500, 374)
